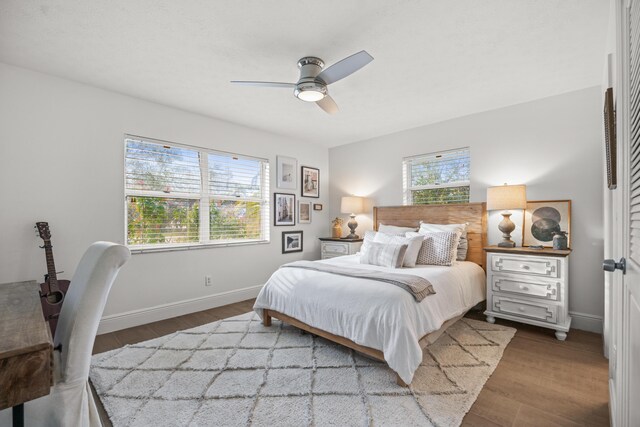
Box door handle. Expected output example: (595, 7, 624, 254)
(603, 258, 626, 274)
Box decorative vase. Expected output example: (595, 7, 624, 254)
(552, 231, 568, 250)
(332, 225, 342, 238)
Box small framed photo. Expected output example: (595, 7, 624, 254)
(282, 230, 303, 253)
(523, 200, 571, 247)
(313, 203, 323, 211)
(274, 193, 295, 226)
(298, 201, 312, 224)
(276, 156, 297, 189)
(301, 166, 320, 198)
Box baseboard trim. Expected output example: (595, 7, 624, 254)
(569, 311, 603, 334)
(97, 284, 263, 334)
(97, 288, 603, 335)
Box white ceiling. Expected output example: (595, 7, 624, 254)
(0, 1, 609, 147)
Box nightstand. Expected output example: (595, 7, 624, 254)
(483, 246, 572, 340)
(319, 237, 363, 260)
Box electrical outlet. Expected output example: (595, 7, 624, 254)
(205, 276, 213, 286)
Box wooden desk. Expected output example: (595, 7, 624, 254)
(0, 281, 53, 426)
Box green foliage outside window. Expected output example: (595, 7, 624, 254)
(127, 197, 199, 245)
(125, 138, 268, 247)
(210, 200, 262, 240)
(406, 148, 470, 205)
(412, 186, 470, 205)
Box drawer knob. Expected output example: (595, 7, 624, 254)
(518, 307, 525, 312)
(520, 264, 530, 270)
(519, 285, 529, 291)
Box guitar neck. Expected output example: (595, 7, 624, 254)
(43, 242, 59, 291)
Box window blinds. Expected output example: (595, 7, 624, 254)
(209, 153, 264, 200)
(126, 141, 201, 195)
(403, 148, 471, 205)
(125, 136, 269, 248)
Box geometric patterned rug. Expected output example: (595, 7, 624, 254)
(90, 312, 515, 427)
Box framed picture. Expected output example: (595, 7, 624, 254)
(282, 230, 303, 253)
(298, 201, 312, 224)
(313, 203, 323, 211)
(274, 193, 295, 226)
(604, 88, 617, 190)
(276, 156, 297, 189)
(523, 200, 571, 247)
(301, 166, 320, 198)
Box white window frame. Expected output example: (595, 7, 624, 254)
(124, 135, 270, 253)
(402, 147, 471, 205)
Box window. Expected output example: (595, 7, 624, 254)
(402, 147, 470, 205)
(125, 136, 270, 250)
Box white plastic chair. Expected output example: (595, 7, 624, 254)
(0, 241, 130, 427)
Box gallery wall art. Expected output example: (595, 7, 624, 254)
(301, 166, 319, 198)
(274, 192, 295, 226)
(277, 156, 297, 189)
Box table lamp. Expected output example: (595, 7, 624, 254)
(486, 184, 526, 248)
(340, 196, 364, 239)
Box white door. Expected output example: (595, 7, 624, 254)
(607, 1, 640, 425)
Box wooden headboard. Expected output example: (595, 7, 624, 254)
(372, 203, 487, 269)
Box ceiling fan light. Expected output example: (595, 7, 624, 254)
(294, 81, 327, 102)
(296, 88, 326, 102)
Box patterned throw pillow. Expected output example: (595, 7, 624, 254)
(419, 222, 468, 261)
(373, 233, 424, 268)
(414, 231, 459, 266)
(360, 241, 408, 268)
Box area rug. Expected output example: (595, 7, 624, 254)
(90, 312, 516, 427)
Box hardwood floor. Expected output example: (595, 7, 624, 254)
(92, 299, 255, 354)
(463, 311, 609, 426)
(92, 300, 609, 426)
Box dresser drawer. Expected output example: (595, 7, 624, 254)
(492, 296, 558, 324)
(322, 242, 349, 255)
(491, 254, 560, 278)
(491, 276, 560, 301)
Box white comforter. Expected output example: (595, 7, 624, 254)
(253, 255, 486, 384)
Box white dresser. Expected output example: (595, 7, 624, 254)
(319, 238, 363, 260)
(483, 246, 572, 340)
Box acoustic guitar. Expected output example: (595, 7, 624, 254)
(35, 222, 70, 337)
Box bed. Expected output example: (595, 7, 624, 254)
(253, 203, 487, 386)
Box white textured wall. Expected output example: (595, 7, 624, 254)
(0, 63, 329, 324)
(329, 87, 605, 332)
(0, 62, 605, 333)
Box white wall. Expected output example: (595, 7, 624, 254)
(0, 63, 329, 331)
(0, 62, 605, 334)
(329, 87, 605, 332)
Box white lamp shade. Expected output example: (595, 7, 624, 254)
(486, 184, 526, 211)
(341, 196, 364, 214)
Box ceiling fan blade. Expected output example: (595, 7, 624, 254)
(316, 50, 374, 85)
(316, 95, 338, 114)
(230, 81, 296, 89)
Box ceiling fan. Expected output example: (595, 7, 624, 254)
(231, 50, 374, 114)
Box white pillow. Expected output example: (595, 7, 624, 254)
(359, 230, 379, 255)
(378, 224, 418, 235)
(373, 233, 424, 268)
(360, 230, 414, 255)
(412, 231, 459, 266)
(360, 241, 408, 268)
(419, 222, 468, 261)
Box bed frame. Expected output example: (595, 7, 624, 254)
(372, 202, 487, 269)
(263, 202, 487, 387)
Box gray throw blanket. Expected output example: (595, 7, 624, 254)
(281, 261, 436, 302)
